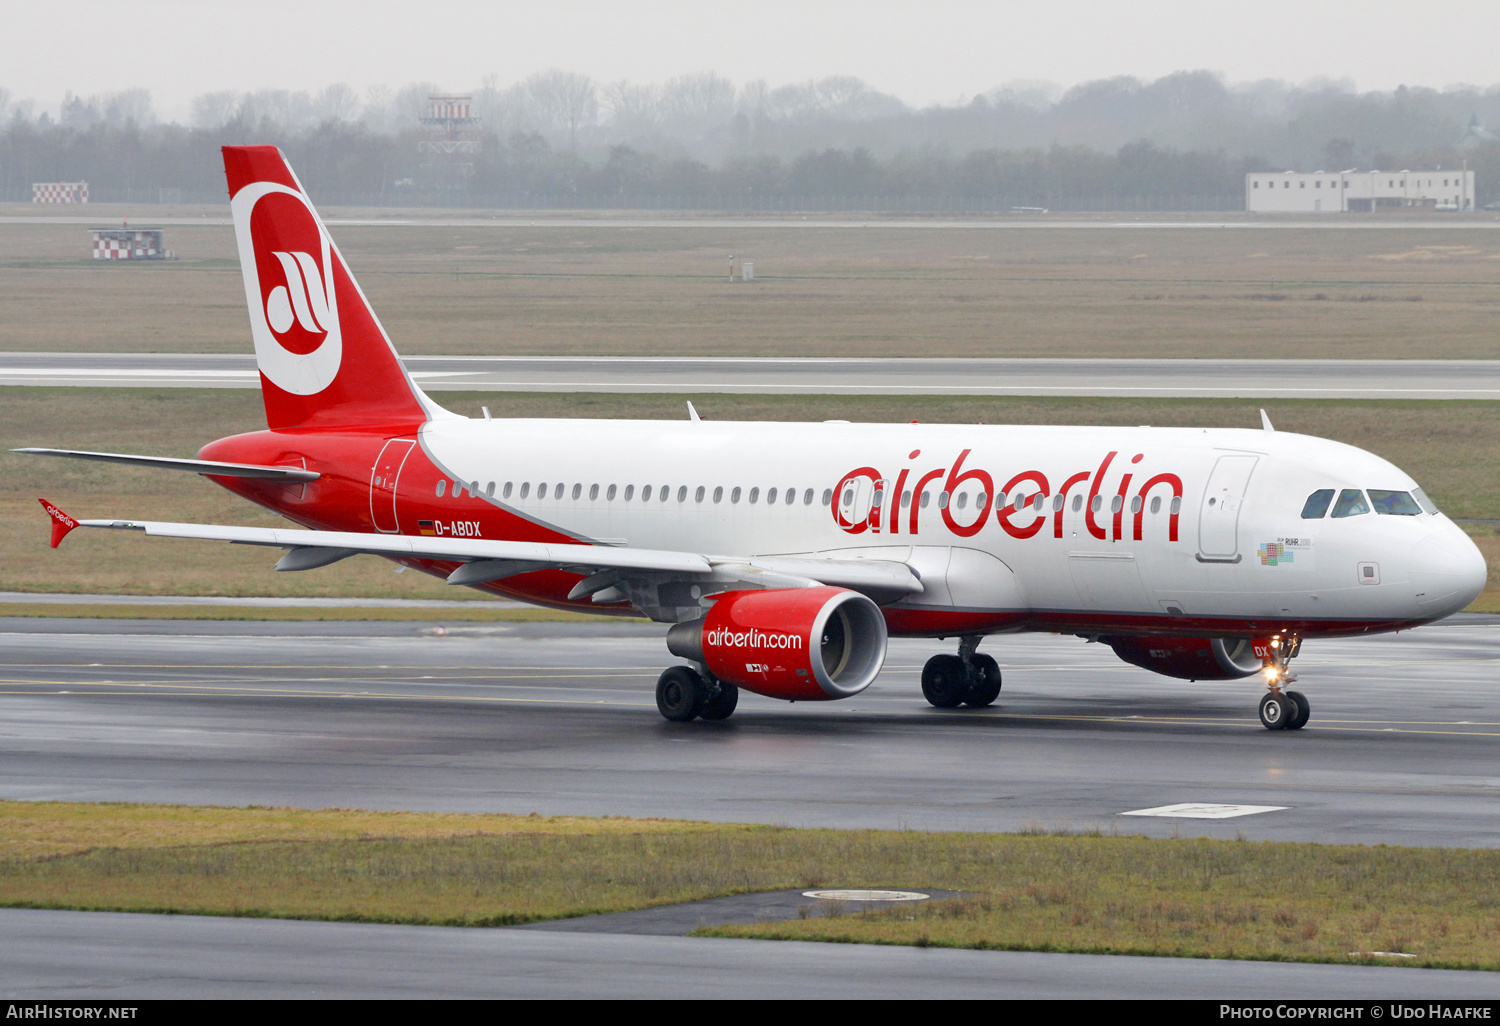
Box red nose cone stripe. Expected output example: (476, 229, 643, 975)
(222, 145, 298, 200)
(38, 498, 79, 549)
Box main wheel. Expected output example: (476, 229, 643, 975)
(921, 654, 968, 709)
(1258, 691, 1293, 730)
(656, 666, 705, 722)
(964, 653, 1002, 707)
(699, 681, 739, 721)
(1284, 690, 1310, 730)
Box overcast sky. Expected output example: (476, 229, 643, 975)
(10, 0, 1500, 121)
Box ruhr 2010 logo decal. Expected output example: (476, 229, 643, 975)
(230, 181, 343, 395)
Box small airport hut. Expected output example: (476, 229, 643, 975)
(32, 181, 89, 204)
(1247, 169, 1476, 213)
(91, 227, 172, 260)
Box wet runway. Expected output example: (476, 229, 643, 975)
(7, 907, 1498, 1000)
(4, 616, 1500, 845)
(8, 615, 1500, 998)
(5, 352, 1500, 398)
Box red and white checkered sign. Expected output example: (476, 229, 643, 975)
(91, 229, 163, 260)
(32, 181, 89, 204)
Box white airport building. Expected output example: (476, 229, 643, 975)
(1246, 169, 1475, 213)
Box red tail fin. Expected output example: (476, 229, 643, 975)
(38, 499, 79, 548)
(223, 146, 436, 431)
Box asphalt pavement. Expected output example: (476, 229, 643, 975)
(6, 352, 1500, 398)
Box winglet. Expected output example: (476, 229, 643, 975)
(1260, 409, 1275, 433)
(687, 401, 702, 422)
(38, 498, 80, 549)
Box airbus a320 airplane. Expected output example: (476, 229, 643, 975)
(22, 146, 1488, 730)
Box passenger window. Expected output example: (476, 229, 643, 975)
(436, 480, 446, 497)
(1053, 494, 1064, 511)
(471, 481, 480, 496)
(1369, 490, 1422, 515)
(1411, 487, 1439, 514)
(785, 488, 795, 505)
(607, 484, 617, 500)
(732, 487, 742, 504)
(642, 485, 652, 501)
(1090, 495, 1102, 512)
(920, 491, 930, 509)
(660, 485, 670, 502)
(1301, 489, 1333, 519)
(768, 487, 779, 504)
(938, 491, 950, 509)
(749, 487, 760, 504)
(1072, 494, 1083, 512)
(1170, 497, 1181, 514)
(572, 483, 582, 500)
(1150, 496, 1161, 514)
(503, 482, 513, 499)
(589, 484, 599, 501)
(804, 489, 815, 505)
(486, 482, 495, 497)
(1032, 493, 1044, 511)
(1331, 489, 1370, 518)
(714, 486, 724, 503)
(538, 483, 549, 500)
(1110, 495, 1122, 513)
(452, 481, 463, 497)
(519, 482, 530, 499)
(677, 486, 687, 502)
(1130, 496, 1141, 513)
(822, 489, 833, 507)
(695, 486, 705, 503)
(623, 485, 634, 501)
(956, 492, 968, 510)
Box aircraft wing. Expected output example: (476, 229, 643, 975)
(45, 505, 922, 603)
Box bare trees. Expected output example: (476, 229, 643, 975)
(524, 70, 597, 152)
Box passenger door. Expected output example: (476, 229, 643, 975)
(1197, 455, 1259, 562)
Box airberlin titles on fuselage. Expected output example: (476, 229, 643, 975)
(832, 448, 1183, 542)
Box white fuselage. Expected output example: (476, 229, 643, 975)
(418, 417, 1486, 636)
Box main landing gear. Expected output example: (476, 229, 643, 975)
(921, 636, 1001, 709)
(656, 665, 738, 723)
(1257, 635, 1309, 731)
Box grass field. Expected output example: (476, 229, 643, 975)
(3, 800, 1498, 969)
(4, 387, 1500, 606)
(4, 212, 1500, 359)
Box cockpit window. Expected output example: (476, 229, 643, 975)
(1300, 489, 1334, 519)
(1331, 488, 1371, 518)
(1411, 487, 1439, 515)
(1368, 489, 1423, 516)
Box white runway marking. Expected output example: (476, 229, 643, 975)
(1119, 803, 1290, 819)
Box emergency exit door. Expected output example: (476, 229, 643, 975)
(1197, 455, 1258, 561)
(369, 439, 415, 533)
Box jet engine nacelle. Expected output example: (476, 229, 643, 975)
(1105, 635, 1263, 681)
(666, 586, 887, 701)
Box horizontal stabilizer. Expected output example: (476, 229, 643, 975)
(13, 448, 320, 482)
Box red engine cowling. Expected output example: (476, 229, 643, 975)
(666, 586, 888, 701)
(1105, 636, 1263, 681)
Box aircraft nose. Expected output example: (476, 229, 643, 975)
(1411, 527, 1488, 617)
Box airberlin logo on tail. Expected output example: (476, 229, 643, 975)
(265, 251, 333, 337)
(230, 180, 343, 396)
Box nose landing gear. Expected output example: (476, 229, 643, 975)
(921, 636, 1002, 709)
(1257, 635, 1308, 731)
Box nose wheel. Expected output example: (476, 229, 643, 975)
(1259, 690, 1309, 730)
(921, 637, 1001, 709)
